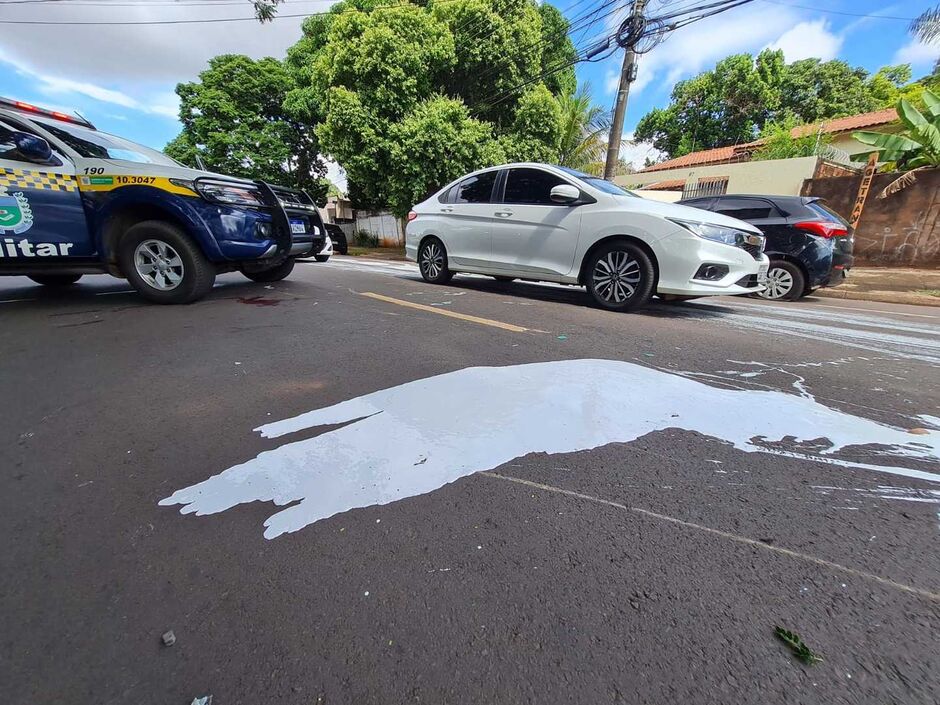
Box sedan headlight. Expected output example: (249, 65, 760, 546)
(195, 180, 265, 207)
(668, 218, 754, 247)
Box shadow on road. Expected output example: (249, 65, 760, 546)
(440, 275, 739, 320)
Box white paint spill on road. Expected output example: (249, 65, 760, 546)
(160, 360, 940, 539)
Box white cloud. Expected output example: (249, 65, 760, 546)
(766, 19, 843, 62)
(615, 2, 805, 99)
(324, 157, 348, 192)
(892, 39, 939, 70)
(619, 133, 662, 170)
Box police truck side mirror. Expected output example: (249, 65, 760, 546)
(13, 132, 53, 164)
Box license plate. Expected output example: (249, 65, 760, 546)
(757, 263, 769, 283)
(290, 220, 306, 234)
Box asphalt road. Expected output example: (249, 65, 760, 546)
(1, 257, 939, 705)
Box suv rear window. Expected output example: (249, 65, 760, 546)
(713, 197, 780, 220)
(806, 200, 849, 226)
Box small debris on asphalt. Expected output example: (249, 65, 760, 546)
(774, 626, 823, 665)
(190, 696, 212, 705)
(161, 630, 176, 647)
(557, 335, 567, 341)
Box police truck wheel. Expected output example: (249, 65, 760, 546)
(28, 274, 82, 287)
(119, 220, 216, 304)
(242, 257, 295, 282)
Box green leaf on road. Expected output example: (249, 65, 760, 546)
(774, 626, 823, 665)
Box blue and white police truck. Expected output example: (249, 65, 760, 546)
(0, 97, 326, 303)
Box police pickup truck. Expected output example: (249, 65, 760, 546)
(0, 98, 325, 303)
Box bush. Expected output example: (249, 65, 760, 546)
(354, 230, 380, 248)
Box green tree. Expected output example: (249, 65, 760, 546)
(778, 58, 880, 123)
(634, 50, 784, 158)
(165, 54, 327, 202)
(750, 116, 829, 161)
(633, 51, 935, 160)
(556, 85, 610, 172)
(853, 90, 940, 197)
(911, 6, 940, 44)
(284, 0, 578, 216)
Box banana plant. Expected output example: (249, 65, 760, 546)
(852, 89, 940, 197)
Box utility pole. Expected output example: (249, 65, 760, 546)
(604, 0, 647, 180)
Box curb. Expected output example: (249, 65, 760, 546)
(812, 288, 940, 308)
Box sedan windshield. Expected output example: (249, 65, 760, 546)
(557, 166, 638, 197)
(30, 115, 181, 167)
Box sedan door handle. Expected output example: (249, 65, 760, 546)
(440, 207, 453, 213)
(494, 210, 513, 218)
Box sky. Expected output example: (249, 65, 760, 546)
(0, 0, 937, 178)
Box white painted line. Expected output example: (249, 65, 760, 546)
(0, 297, 36, 304)
(94, 290, 136, 296)
(484, 472, 940, 603)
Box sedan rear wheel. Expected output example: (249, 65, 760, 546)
(586, 242, 655, 312)
(418, 238, 453, 284)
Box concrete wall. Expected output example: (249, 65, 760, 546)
(801, 168, 940, 266)
(619, 156, 819, 196)
(355, 210, 405, 247)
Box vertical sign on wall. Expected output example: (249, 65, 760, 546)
(849, 152, 879, 229)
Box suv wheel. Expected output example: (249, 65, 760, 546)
(119, 220, 215, 304)
(585, 241, 655, 312)
(28, 274, 82, 287)
(242, 257, 296, 282)
(418, 237, 453, 284)
(758, 260, 804, 301)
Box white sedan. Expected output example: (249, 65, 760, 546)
(405, 163, 769, 312)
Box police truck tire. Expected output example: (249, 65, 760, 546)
(28, 274, 82, 287)
(242, 257, 295, 282)
(119, 220, 216, 304)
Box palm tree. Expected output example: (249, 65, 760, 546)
(911, 6, 940, 44)
(556, 86, 611, 174)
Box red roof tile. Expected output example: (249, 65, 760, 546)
(642, 178, 686, 190)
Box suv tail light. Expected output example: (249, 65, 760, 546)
(407, 211, 418, 222)
(794, 220, 848, 238)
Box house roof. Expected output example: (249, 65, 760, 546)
(641, 178, 686, 190)
(641, 108, 899, 173)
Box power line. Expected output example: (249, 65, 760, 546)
(758, 0, 915, 22)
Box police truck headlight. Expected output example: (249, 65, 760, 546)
(195, 181, 265, 207)
(667, 218, 752, 247)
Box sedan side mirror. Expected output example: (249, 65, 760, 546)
(550, 184, 581, 204)
(13, 132, 53, 164)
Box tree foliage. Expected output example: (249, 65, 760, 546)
(853, 90, 940, 197)
(556, 85, 610, 173)
(635, 48, 932, 160)
(165, 54, 327, 203)
(751, 116, 829, 161)
(282, 0, 580, 216)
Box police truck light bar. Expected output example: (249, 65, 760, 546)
(0, 97, 96, 130)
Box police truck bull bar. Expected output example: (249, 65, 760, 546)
(193, 176, 326, 259)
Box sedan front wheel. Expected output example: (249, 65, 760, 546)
(585, 241, 655, 312)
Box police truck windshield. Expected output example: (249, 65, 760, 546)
(30, 115, 180, 167)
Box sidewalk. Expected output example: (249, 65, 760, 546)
(814, 267, 940, 307)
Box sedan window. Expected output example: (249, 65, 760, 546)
(454, 171, 497, 204)
(504, 167, 569, 205)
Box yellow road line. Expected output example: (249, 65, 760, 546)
(482, 472, 940, 604)
(361, 292, 530, 333)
